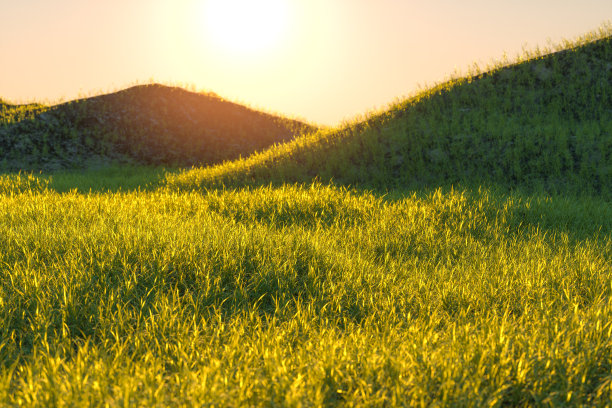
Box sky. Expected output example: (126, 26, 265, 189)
(1, 0, 611, 126)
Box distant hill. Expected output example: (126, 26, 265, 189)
(0, 84, 316, 171)
(167, 30, 612, 197)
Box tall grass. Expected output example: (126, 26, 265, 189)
(1, 176, 610, 406)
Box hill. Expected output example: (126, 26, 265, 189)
(167, 30, 612, 197)
(0, 84, 316, 171)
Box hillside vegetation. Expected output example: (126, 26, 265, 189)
(0, 84, 315, 171)
(167, 29, 612, 197)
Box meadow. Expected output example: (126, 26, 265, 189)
(1, 26, 612, 407)
(0, 171, 611, 406)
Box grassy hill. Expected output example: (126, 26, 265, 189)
(0, 84, 316, 171)
(167, 30, 612, 197)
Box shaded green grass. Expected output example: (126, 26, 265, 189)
(1, 177, 611, 406)
(0, 166, 170, 194)
(0, 84, 316, 171)
(43, 165, 173, 193)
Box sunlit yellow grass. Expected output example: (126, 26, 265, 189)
(0, 176, 610, 405)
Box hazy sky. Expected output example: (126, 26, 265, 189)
(1, 1, 610, 125)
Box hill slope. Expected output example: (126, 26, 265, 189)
(168, 31, 612, 196)
(0, 84, 316, 171)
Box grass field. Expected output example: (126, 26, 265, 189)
(1, 27, 612, 407)
(0, 172, 611, 406)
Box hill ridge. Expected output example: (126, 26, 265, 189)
(0, 83, 316, 171)
(166, 30, 612, 197)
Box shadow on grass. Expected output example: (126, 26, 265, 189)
(361, 180, 612, 243)
(2, 164, 610, 254)
(3, 166, 610, 243)
(0, 165, 181, 194)
(194, 177, 612, 244)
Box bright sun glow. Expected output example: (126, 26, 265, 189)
(203, 0, 290, 56)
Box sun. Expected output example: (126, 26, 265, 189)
(203, 0, 290, 56)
